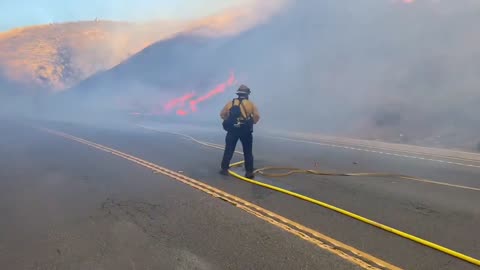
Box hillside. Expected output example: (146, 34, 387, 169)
(51, 0, 480, 150)
(0, 2, 282, 93)
(0, 21, 178, 92)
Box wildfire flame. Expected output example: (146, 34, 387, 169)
(188, 72, 236, 114)
(164, 92, 196, 112)
(393, 0, 416, 4)
(176, 109, 189, 116)
(130, 72, 237, 117)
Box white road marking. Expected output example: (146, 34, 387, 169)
(264, 135, 480, 169)
(137, 125, 480, 191)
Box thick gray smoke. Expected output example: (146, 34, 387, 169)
(14, 0, 480, 150)
(215, 0, 480, 150)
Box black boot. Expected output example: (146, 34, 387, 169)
(245, 171, 255, 179)
(219, 169, 229, 176)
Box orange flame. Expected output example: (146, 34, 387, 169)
(128, 72, 237, 117)
(394, 0, 415, 4)
(172, 72, 236, 116)
(188, 72, 236, 113)
(164, 92, 195, 112)
(176, 109, 189, 116)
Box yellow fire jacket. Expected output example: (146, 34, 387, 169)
(220, 98, 260, 124)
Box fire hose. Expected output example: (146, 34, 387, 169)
(151, 128, 480, 267)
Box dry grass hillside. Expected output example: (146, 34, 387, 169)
(58, 0, 480, 151)
(0, 20, 185, 92)
(0, 2, 284, 93)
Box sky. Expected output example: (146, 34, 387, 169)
(0, 0, 246, 31)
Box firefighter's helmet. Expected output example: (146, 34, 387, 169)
(236, 84, 251, 96)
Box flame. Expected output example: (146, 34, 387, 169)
(164, 92, 195, 112)
(176, 109, 189, 116)
(188, 72, 237, 113)
(128, 72, 237, 117)
(393, 0, 415, 4)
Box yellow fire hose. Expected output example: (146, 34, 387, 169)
(142, 127, 480, 267)
(227, 161, 480, 267)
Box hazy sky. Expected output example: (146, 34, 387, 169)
(0, 0, 245, 31)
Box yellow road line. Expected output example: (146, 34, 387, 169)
(40, 127, 400, 270)
(154, 130, 480, 267)
(228, 161, 480, 267)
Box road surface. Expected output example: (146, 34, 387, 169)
(1, 120, 479, 269)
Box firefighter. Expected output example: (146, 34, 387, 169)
(219, 84, 260, 179)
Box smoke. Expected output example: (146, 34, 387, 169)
(5, 0, 480, 151)
(188, 0, 290, 37)
(173, 0, 480, 149)
(126, 72, 236, 117)
(0, 0, 286, 93)
(0, 0, 287, 127)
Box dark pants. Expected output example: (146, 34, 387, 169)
(221, 130, 254, 173)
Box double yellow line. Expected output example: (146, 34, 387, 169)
(40, 127, 399, 270)
(161, 129, 480, 267)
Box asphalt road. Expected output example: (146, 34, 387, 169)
(1, 120, 479, 269)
